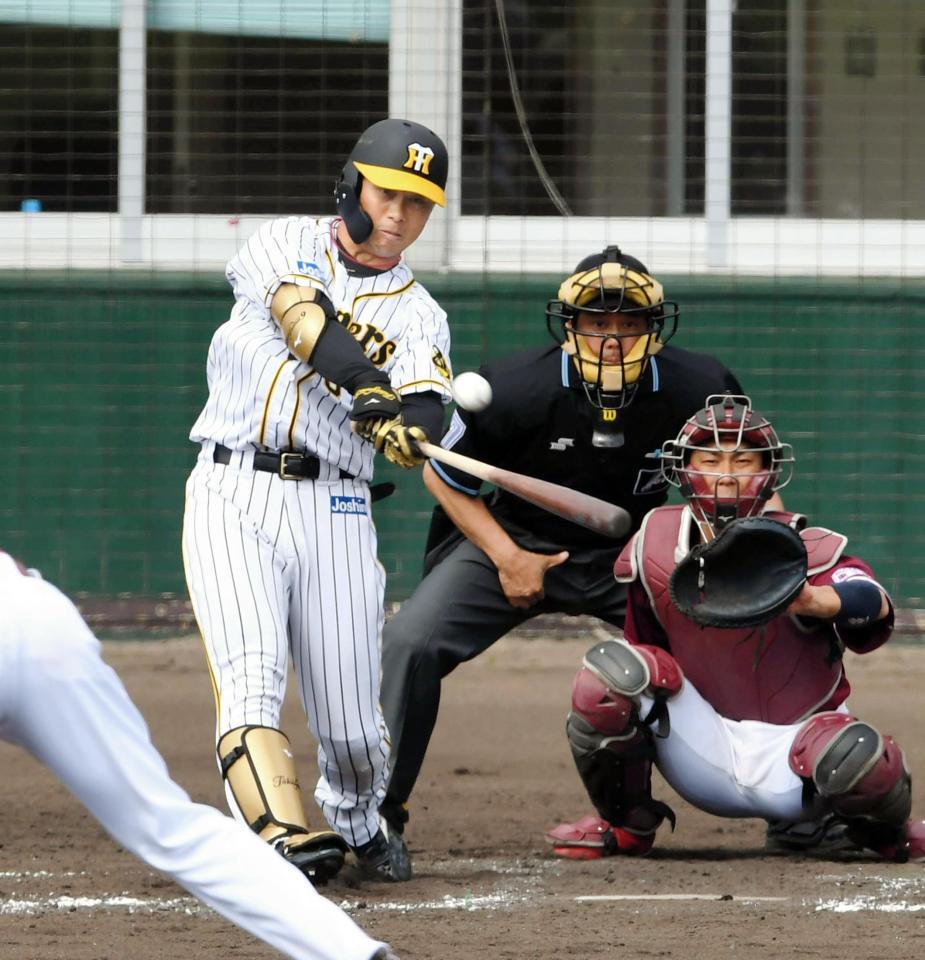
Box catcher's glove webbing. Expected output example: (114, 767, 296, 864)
(669, 516, 807, 628)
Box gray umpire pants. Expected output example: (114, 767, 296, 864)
(379, 536, 627, 825)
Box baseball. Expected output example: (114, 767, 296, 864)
(452, 371, 493, 412)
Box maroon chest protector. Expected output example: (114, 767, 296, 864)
(616, 506, 848, 724)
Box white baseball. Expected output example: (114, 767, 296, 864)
(451, 371, 493, 412)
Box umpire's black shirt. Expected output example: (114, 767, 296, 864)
(431, 344, 742, 553)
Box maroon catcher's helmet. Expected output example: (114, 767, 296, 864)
(660, 394, 794, 532)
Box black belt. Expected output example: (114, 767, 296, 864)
(212, 444, 395, 502)
(213, 444, 353, 481)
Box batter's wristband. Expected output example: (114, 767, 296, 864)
(832, 579, 882, 628)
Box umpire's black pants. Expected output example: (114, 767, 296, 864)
(379, 537, 627, 827)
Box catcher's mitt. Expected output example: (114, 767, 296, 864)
(669, 515, 807, 628)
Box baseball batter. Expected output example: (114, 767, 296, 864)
(0, 551, 396, 960)
(182, 119, 452, 883)
(547, 396, 925, 862)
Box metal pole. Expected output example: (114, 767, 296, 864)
(705, 0, 732, 268)
(390, 0, 461, 271)
(119, 0, 146, 263)
(666, 0, 687, 216)
(787, 0, 806, 216)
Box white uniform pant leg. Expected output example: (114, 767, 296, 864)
(639, 680, 823, 821)
(0, 576, 384, 960)
(291, 479, 389, 848)
(182, 459, 293, 733)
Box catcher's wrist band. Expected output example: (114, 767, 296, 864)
(832, 579, 882, 628)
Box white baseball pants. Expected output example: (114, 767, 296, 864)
(639, 679, 841, 820)
(0, 561, 385, 960)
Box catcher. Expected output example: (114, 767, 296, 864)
(546, 394, 925, 863)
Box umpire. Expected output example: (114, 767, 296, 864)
(379, 246, 746, 876)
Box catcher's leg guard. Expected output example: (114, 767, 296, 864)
(218, 725, 348, 882)
(554, 640, 682, 857)
(789, 712, 913, 861)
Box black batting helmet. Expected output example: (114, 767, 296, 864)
(334, 118, 448, 243)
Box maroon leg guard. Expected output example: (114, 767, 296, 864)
(556, 641, 681, 855)
(789, 712, 913, 860)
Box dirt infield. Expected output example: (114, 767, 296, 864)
(2, 626, 924, 960)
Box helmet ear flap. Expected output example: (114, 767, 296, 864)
(334, 163, 373, 244)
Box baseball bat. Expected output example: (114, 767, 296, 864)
(417, 441, 631, 539)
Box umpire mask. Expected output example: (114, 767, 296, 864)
(545, 246, 679, 411)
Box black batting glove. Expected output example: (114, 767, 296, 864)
(350, 382, 402, 444)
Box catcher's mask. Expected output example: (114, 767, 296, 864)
(545, 245, 679, 410)
(334, 118, 448, 244)
(660, 394, 794, 533)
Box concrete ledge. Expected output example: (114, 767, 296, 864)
(73, 594, 924, 642)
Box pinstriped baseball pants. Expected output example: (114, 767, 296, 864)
(182, 445, 389, 847)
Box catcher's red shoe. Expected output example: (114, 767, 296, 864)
(843, 818, 925, 863)
(545, 815, 655, 859)
(883, 820, 925, 862)
(904, 820, 925, 861)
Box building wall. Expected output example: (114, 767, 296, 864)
(815, 0, 925, 217)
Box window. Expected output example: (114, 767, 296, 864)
(0, 26, 118, 212)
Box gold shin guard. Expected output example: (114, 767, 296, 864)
(218, 725, 347, 880)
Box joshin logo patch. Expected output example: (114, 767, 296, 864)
(330, 495, 367, 515)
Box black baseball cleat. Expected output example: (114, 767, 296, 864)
(352, 818, 413, 882)
(371, 948, 400, 960)
(276, 831, 349, 885)
(380, 799, 410, 835)
(765, 814, 858, 854)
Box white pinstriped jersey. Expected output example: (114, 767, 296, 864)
(190, 215, 453, 481)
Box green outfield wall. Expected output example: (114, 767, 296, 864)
(1, 271, 923, 613)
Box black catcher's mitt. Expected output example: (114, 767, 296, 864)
(669, 516, 808, 629)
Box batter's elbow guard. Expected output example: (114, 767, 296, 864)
(271, 283, 335, 363)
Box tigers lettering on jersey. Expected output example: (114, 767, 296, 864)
(431, 346, 451, 381)
(343, 316, 397, 367)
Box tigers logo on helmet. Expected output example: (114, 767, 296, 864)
(404, 143, 435, 175)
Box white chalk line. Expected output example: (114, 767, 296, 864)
(815, 898, 925, 913)
(341, 891, 531, 914)
(575, 894, 789, 903)
(812, 872, 925, 913)
(9, 890, 923, 917)
(1, 894, 200, 916)
(3, 864, 924, 916)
